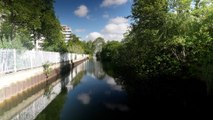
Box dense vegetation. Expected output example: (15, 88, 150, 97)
(0, 0, 103, 54)
(0, 0, 67, 52)
(100, 0, 213, 83)
(66, 35, 105, 57)
(66, 34, 94, 54)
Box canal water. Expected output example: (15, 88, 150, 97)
(0, 59, 211, 120)
(36, 59, 130, 120)
(0, 59, 131, 120)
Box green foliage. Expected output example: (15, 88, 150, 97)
(66, 35, 103, 55)
(0, 28, 34, 49)
(43, 61, 52, 78)
(44, 85, 54, 99)
(93, 37, 105, 53)
(83, 41, 95, 55)
(100, 0, 213, 81)
(0, 0, 96, 53)
(0, 0, 66, 52)
(71, 71, 84, 87)
(100, 41, 121, 63)
(67, 34, 85, 53)
(93, 37, 105, 45)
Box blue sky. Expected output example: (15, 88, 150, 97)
(54, 0, 132, 41)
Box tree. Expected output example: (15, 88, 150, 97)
(0, 0, 66, 51)
(122, 0, 169, 78)
(100, 0, 213, 81)
(39, 0, 66, 52)
(82, 41, 95, 55)
(92, 37, 105, 54)
(100, 41, 121, 62)
(67, 34, 84, 53)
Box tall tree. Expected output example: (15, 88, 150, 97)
(0, 0, 66, 51)
(102, 0, 212, 80)
(125, 0, 169, 78)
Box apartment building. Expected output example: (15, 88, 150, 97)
(61, 25, 72, 43)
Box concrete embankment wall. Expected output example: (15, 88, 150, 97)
(0, 56, 88, 104)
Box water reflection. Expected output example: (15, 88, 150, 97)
(36, 59, 129, 120)
(77, 93, 91, 105)
(104, 103, 129, 111)
(3, 59, 207, 119)
(11, 81, 62, 120)
(103, 76, 123, 92)
(0, 78, 60, 120)
(0, 61, 87, 120)
(0, 59, 129, 120)
(86, 60, 106, 80)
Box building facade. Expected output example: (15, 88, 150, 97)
(33, 36, 45, 50)
(61, 25, 72, 43)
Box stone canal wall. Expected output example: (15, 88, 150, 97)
(0, 50, 88, 104)
(0, 60, 87, 120)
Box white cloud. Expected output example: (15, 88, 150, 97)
(101, 0, 128, 7)
(111, 85, 123, 91)
(74, 5, 89, 17)
(77, 93, 91, 105)
(109, 17, 128, 24)
(75, 29, 86, 33)
(105, 77, 116, 85)
(101, 17, 130, 41)
(104, 76, 123, 91)
(102, 23, 127, 34)
(86, 32, 103, 41)
(85, 17, 130, 41)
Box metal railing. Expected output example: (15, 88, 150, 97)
(0, 49, 88, 74)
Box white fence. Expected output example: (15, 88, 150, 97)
(0, 49, 88, 74)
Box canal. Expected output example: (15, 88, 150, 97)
(0, 59, 211, 120)
(36, 59, 130, 120)
(0, 59, 131, 120)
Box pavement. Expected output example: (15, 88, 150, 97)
(0, 57, 87, 90)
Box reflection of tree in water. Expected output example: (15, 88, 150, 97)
(44, 70, 70, 99)
(39, 75, 70, 120)
(102, 62, 210, 114)
(36, 88, 67, 120)
(71, 71, 84, 88)
(37, 62, 86, 120)
(44, 85, 54, 99)
(86, 59, 106, 80)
